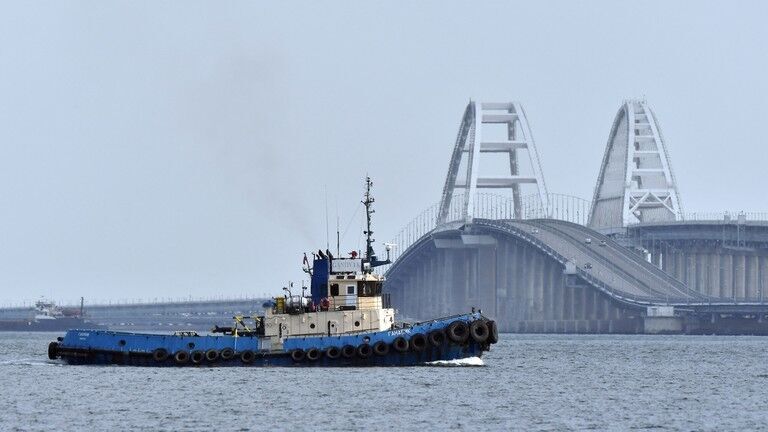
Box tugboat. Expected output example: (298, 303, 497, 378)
(47, 178, 498, 366)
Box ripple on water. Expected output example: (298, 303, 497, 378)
(2, 333, 768, 431)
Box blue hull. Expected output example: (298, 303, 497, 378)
(54, 343, 484, 367)
(50, 313, 496, 367)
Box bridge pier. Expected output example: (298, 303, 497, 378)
(675, 251, 685, 282)
(662, 246, 672, 275)
(708, 252, 719, 297)
(628, 223, 768, 302)
(747, 255, 758, 300)
(733, 254, 746, 299)
(722, 253, 733, 299)
(478, 247, 496, 319)
(760, 257, 768, 301)
(440, 250, 453, 315)
(644, 316, 685, 334)
(544, 260, 556, 323)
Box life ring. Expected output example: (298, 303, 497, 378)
(373, 341, 389, 356)
(191, 350, 205, 364)
(325, 346, 341, 359)
(447, 321, 469, 344)
(152, 348, 169, 362)
(428, 330, 446, 347)
(205, 349, 219, 362)
(174, 350, 189, 364)
(409, 333, 427, 352)
(487, 320, 499, 344)
(341, 345, 356, 359)
(47, 342, 59, 360)
(356, 344, 372, 359)
(392, 337, 409, 353)
(319, 297, 331, 311)
(240, 350, 255, 364)
(469, 320, 489, 343)
(306, 348, 320, 361)
(220, 348, 235, 361)
(291, 349, 306, 362)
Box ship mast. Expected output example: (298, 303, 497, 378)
(361, 176, 391, 269)
(362, 176, 375, 262)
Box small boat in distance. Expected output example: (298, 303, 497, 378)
(48, 178, 498, 366)
(0, 298, 106, 332)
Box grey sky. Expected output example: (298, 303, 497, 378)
(1, 1, 766, 305)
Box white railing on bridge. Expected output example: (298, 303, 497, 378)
(383, 192, 590, 272)
(677, 211, 768, 223)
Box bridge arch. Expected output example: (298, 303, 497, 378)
(383, 99, 768, 334)
(589, 100, 683, 230)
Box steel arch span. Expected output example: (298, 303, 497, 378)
(438, 101, 549, 225)
(589, 100, 683, 231)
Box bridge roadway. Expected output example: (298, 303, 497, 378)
(525, 220, 704, 300)
(421, 218, 768, 313)
(470, 218, 706, 306)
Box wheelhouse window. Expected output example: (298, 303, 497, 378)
(357, 281, 382, 297)
(346, 285, 355, 295)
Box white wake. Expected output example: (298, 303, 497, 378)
(0, 359, 60, 366)
(425, 356, 485, 367)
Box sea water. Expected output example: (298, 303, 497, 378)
(1, 332, 767, 431)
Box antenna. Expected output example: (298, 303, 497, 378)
(383, 242, 397, 262)
(336, 216, 340, 257)
(324, 185, 329, 250)
(336, 197, 340, 257)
